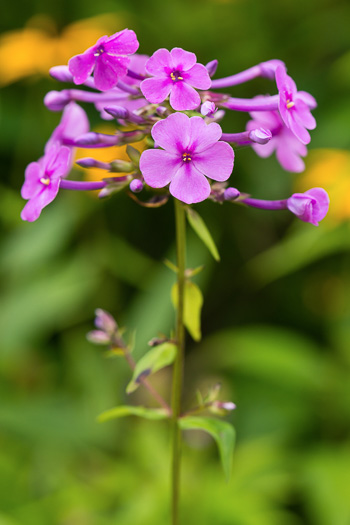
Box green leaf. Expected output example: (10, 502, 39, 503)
(179, 416, 235, 481)
(186, 207, 220, 261)
(98, 405, 169, 422)
(171, 280, 203, 341)
(126, 342, 177, 393)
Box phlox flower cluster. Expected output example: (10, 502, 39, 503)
(20, 28, 329, 224)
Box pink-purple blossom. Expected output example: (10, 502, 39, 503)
(68, 29, 139, 91)
(287, 188, 329, 226)
(46, 101, 90, 150)
(139, 112, 234, 204)
(21, 145, 72, 222)
(246, 109, 308, 172)
(276, 65, 317, 145)
(140, 48, 211, 111)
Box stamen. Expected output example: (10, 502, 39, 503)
(170, 72, 184, 82)
(286, 100, 295, 109)
(182, 152, 192, 162)
(40, 176, 50, 186)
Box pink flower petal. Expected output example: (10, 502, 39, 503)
(188, 117, 222, 153)
(297, 90, 317, 109)
(276, 143, 305, 172)
(170, 48, 197, 71)
(193, 141, 234, 181)
(294, 99, 316, 130)
(94, 54, 129, 91)
(306, 188, 330, 222)
(288, 112, 311, 144)
(68, 49, 96, 85)
(145, 48, 173, 76)
(151, 112, 190, 154)
(140, 77, 172, 103)
(169, 81, 201, 111)
(169, 163, 211, 204)
(21, 179, 60, 222)
(184, 63, 211, 90)
(140, 149, 181, 188)
(251, 138, 278, 159)
(276, 65, 297, 96)
(104, 29, 139, 56)
(45, 146, 71, 179)
(21, 162, 42, 199)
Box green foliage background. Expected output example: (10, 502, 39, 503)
(1, 0, 350, 523)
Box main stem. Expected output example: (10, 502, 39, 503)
(171, 199, 186, 525)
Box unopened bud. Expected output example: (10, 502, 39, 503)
(76, 158, 111, 170)
(248, 127, 272, 145)
(260, 59, 285, 80)
(129, 179, 144, 193)
(224, 187, 240, 201)
(104, 106, 129, 119)
(94, 308, 118, 335)
(205, 59, 218, 77)
(49, 66, 74, 83)
(44, 90, 70, 111)
(201, 101, 217, 117)
(110, 160, 134, 173)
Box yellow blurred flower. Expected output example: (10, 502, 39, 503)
(294, 149, 350, 225)
(0, 13, 124, 86)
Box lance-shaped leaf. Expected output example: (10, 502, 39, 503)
(171, 280, 203, 341)
(126, 342, 177, 394)
(186, 207, 220, 261)
(98, 405, 169, 422)
(179, 416, 235, 481)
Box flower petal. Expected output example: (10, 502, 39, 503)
(94, 54, 129, 90)
(169, 162, 211, 204)
(184, 63, 211, 90)
(104, 29, 139, 56)
(68, 49, 96, 85)
(151, 112, 190, 154)
(140, 149, 181, 188)
(170, 48, 196, 71)
(294, 99, 316, 130)
(193, 141, 234, 181)
(276, 142, 305, 172)
(21, 179, 60, 222)
(276, 65, 297, 96)
(21, 162, 42, 199)
(306, 188, 330, 222)
(288, 111, 311, 144)
(140, 77, 172, 103)
(188, 117, 222, 153)
(169, 81, 201, 111)
(145, 48, 173, 76)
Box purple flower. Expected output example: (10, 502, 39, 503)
(46, 101, 90, 150)
(68, 29, 139, 91)
(139, 112, 234, 204)
(21, 145, 71, 222)
(246, 109, 308, 172)
(276, 65, 317, 145)
(287, 188, 329, 226)
(140, 48, 211, 111)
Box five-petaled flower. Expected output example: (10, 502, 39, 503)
(140, 48, 211, 111)
(68, 29, 139, 91)
(21, 144, 71, 222)
(287, 187, 329, 226)
(276, 65, 317, 145)
(139, 112, 234, 204)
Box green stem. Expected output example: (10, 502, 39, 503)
(171, 199, 187, 525)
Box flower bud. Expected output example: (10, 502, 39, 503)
(224, 187, 240, 201)
(94, 308, 118, 335)
(44, 90, 70, 111)
(129, 179, 144, 193)
(49, 66, 74, 83)
(287, 188, 329, 226)
(260, 59, 285, 80)
(205, 59, 218, 77)
(248, 127, 272, 145)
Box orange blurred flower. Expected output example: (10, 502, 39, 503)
(0, 14, 124, 85)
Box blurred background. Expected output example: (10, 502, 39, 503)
(1, 0, 350, 523)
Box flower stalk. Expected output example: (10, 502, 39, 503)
(171, 198, 187, 525)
